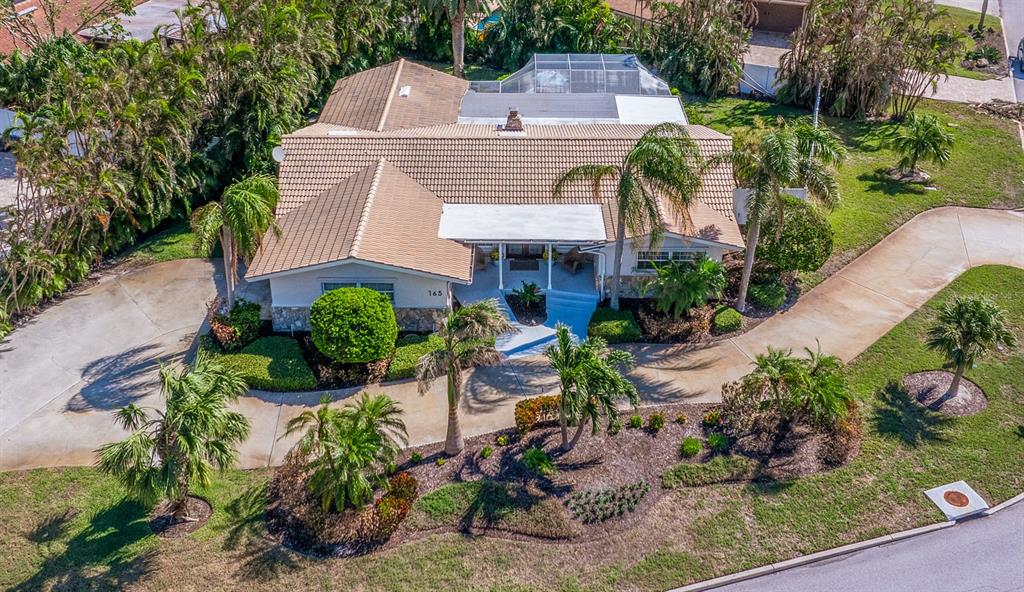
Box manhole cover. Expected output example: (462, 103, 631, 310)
(943, 490, 970, 508)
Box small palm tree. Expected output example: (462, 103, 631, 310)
(926, 295, 1015, 398)
(416, 299, 516, 455)
(545, 324, 638, 451)
(648, 255, 726, 319)
(283, 393, 408, 512)
(794, 342, 852, 428)
(720, 119, 844, 312)
(96, 350, 251, 520)
(750, 346, 806, 412)
(885, 111, 954, 176)
(192, 174, 281, 309)
(554, 123, 704, 310)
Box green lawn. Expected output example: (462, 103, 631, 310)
(686, 96, 1024, 287)
(123, 221, 203, 265)
(941, 5, 1004, 80)
(3, 265, 1022, 591)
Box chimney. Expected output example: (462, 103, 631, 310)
(504, 108, 524, 132)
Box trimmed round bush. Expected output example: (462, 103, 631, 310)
(758, 195, 834, 272)
(310, 287, 398, 363)
(680, 437, 702, 458)
(749, 281, 787, 310)
(713, 306, 742, 334)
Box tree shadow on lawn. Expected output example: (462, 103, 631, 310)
(871, 381, 953, 447)
(857, 169, 930, 197)
(13, 498, 156, 592)
(222, 481, 303, 582)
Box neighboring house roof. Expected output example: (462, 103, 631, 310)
(80, 0, 195, 43)
(317, 59, 471, 131)
(247, 158, 473, 282)
(606, 0, 808, 22)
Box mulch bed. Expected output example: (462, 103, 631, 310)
(902, 370, 988, 416)
(295, 333, 388, 389)
(149, 495, 212, 538)
(506, 293, 547, 326)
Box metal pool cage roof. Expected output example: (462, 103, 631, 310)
(469, 54, 672, 95)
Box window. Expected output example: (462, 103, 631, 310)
(635, 250, 702, 271)
(321, 281, 395, 303)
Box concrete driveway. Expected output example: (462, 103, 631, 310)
(1, 207, 1022, 471)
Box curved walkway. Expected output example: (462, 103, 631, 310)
(1, 207, 1022, 471)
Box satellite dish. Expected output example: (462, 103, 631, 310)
(271, 146, 286, 163)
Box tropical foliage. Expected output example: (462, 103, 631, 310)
(416, 299, 515, 455)
(553, 123, 704, 310)
(96, 350, 251, 519)
(647, 255, 726, 319)
(756, 194, 834, 273)
(884, 111, 956, 175)
(545, 324, 638, 451)
(421, 0, 487, 78)
(925, 295, 1015, 398)
(778, 0, 966, 119)
(284, 393, 408, 512)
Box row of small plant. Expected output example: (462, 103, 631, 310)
(566, 481, 651, 524)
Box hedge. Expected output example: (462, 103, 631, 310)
(387, 334, 445, 381)
(216, 336, 317, 391)
(749, 281, 787, 310)
(758, 194, 834, 272)
(713, 306, 742, 334)
(588, 307, 642, 343)
(514, 395, 561, 433)
(310, 287, 398, 363)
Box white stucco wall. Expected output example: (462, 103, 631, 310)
(590, 235, 729, 280)
(268, 261, 451, 309)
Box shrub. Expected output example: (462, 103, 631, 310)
(588, 307, 642, 343)
(388, 472, 419, 502)
(609, 419, 623, 435)
(680, 437, 702, 458)
(648, 256, 727, 319)
(480, 445, 494, 459)
(819, 402, 863, 466)
(216, 336, 317, 391)
(628, 414, 643, 429)
(523, 447, 555, 476)
(357, 472, 418, 542)
(387, 334, 444, 381)
(310, 287, 398, 363)
(497, 434, 509, 446)
(410, 452, 423, 464)
(713, 306, 743, 334)
(707, 432, 729, 452)
(702, 409, 722, 428)
(661, 455, 758, 488)
(514, 395, 561, 433)
(647, 412, 666, 432)
(757, 195, 834, 273)
(675, 413, 688, 425)
(511, 281, 542, 306)
(566, 481, 651, 523)
(436, 457, 446, 467)
(227, 299, 262, 347)
(209, 316, 240, 351)
(749, 281, 787, 310)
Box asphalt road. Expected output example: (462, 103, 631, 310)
(1002, 0, 1023, 101)
(712, 501, 1024, 592)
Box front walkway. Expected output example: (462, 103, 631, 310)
(1, 207, 1022, 471)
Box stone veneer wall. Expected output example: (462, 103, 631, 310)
(271, 306, 446, 333)
(614, 276, 655, 299)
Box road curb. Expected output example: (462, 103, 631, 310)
(666, 521, 957, 592)
(983, 490, 1024, 515)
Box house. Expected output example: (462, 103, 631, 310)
(246, 55, 743, 340)
(605, 0, 807, 34)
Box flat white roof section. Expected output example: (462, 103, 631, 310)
(615, 96, 688, 124)
(439, 204, 607, 242)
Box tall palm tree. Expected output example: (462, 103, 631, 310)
(191, 174, 281, 309)
(545, 324, 638, 451)
(926, 295, 1016, 398)
(283, 393, 408, 512)
(96, 350, 251, 520)
(416, 299, 516, 455)
(723, 119, 844, 312)
(553, 123, 704, 310)
(885, 111, 954, 176)
(422, 0, 485, 78)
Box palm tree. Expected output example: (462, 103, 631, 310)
(416, 299, 516, 455)
(750, 346, 807, 412)
(723, 119, 844, 312)
(191, 174, 281, 309)
(926, 295, 1015, 398)
(96, 350, 251, 520)
(648, 255, 726, 319)
(422, 0, 485, 78)
(553, 123, 704, 310)
(283, 393, 408, 512)
(794, 342, 852, 428)
(545, 324, 638, 451)
(885, 111, 954, 176)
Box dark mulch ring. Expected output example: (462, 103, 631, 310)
(903, 370, 988, 416)
(295, 333, 388, 389)
(149, 495, 213, 538)
(506, 293, 547, 326)
(885, 167, 934, 186)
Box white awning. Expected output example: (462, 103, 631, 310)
(438, 204, 607, 242)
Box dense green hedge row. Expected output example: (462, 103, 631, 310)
(588, 307, 643, 343)
(216, 336, 317, 392)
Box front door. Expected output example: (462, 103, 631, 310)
(505, 243, 544, 258)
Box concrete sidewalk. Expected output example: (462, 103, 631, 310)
(1, 207, 1022, 472)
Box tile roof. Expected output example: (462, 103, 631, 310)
(606, 0, 808, 20)
(247, 159, 472, 281)
(1, 0, 144, 54)
(317, 59, 470, 132)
